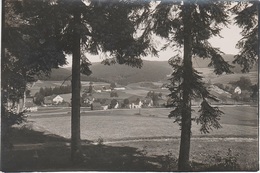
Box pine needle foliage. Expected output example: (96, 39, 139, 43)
(154, 1, 232, 134)
(148, 1, 233, 170)
(231, 1, 258, 72)
(167, 56, 222, 134)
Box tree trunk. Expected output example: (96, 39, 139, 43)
(258, 2, 260, 61)
(71, 7, 81, 162)
(178, 3, 193, 171)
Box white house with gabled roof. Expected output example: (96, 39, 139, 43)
(53, 95, 64, 104)
(234, 86, 242, 94)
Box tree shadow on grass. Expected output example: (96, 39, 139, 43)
(2, 127, 165, 172)
(3, 127, 254, 172)
(8, 126, 71, 144)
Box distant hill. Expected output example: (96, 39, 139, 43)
(38, 68, 71, 81)
(193, 54, 257, 73)
(193, 54, 236, 68)
(38, 68, 110, 83)
(41, 54, 257, 84)
(90, 60, 172, 85)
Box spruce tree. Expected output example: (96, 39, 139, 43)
(12, 0, 155, 162)
(147, 1, 233, 170)
(231, 1, 258, 72)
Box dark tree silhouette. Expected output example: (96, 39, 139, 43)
(11, 0, 156, 162)
(145, 1, 233, 170)
(2, 0, 66, 104)
(231, 1, 258, 72)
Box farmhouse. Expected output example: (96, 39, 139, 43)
(83, 96, 95, 104)
(44, 95, 64, 105)
(53, 95, 64, 104)
(128, 95, 143, 109)
(101, 105, 109, 110)
(234, 86, 242, 94)
(59, 93, 72, 103)
(111, 101, 119, 109)
(142, 98, 153, 107)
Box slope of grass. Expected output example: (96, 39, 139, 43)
(27, 106, 258, 142)
(211, 72, 258, 85)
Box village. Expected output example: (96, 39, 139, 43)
(42, 82, 167, 110)
(5, 76, 255, 115)
(5, 81, 170, 113)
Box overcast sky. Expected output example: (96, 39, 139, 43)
(65, 21, 242, 67)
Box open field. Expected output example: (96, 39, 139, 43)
(30, 80, 111, 96)
(28, 106, 258, 141)
(6, 106, 258, 171)
(211, 71, 258, 84)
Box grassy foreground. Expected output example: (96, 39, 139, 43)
(2, 126, 258, 172)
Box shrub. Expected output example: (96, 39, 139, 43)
(230, 77, 252, 91)
(97, 137, 104, 145)
(138, 146, 148, 167)
(207, 148, 240, 171)
(2, 106, 26, 149)
(160, 150, 178, 171)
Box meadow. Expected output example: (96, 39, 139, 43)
(28, 106, 257, 142)
(4, 105, 256, 171)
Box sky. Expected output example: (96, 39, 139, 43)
(65, 20, 242, 67)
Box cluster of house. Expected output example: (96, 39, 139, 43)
(85, 84, 126, 93)
(83, 94, 167, 110)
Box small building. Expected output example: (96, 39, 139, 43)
(128, 95, 143, 109)
(142, 98, 153, 107)
(83, 96, 95, 105)
(114, 102, 119, 109)
(130, 101, 143, 109)
(104, 89, 112, 92)
(101, 105, 109, 110)
(44, 95, 64, 105)
(114, 87, 126, 91)
(53, 95, 64, 104)
(234, 86, 242, 94)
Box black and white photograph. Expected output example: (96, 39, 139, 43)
(1, 0, 259, 171)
